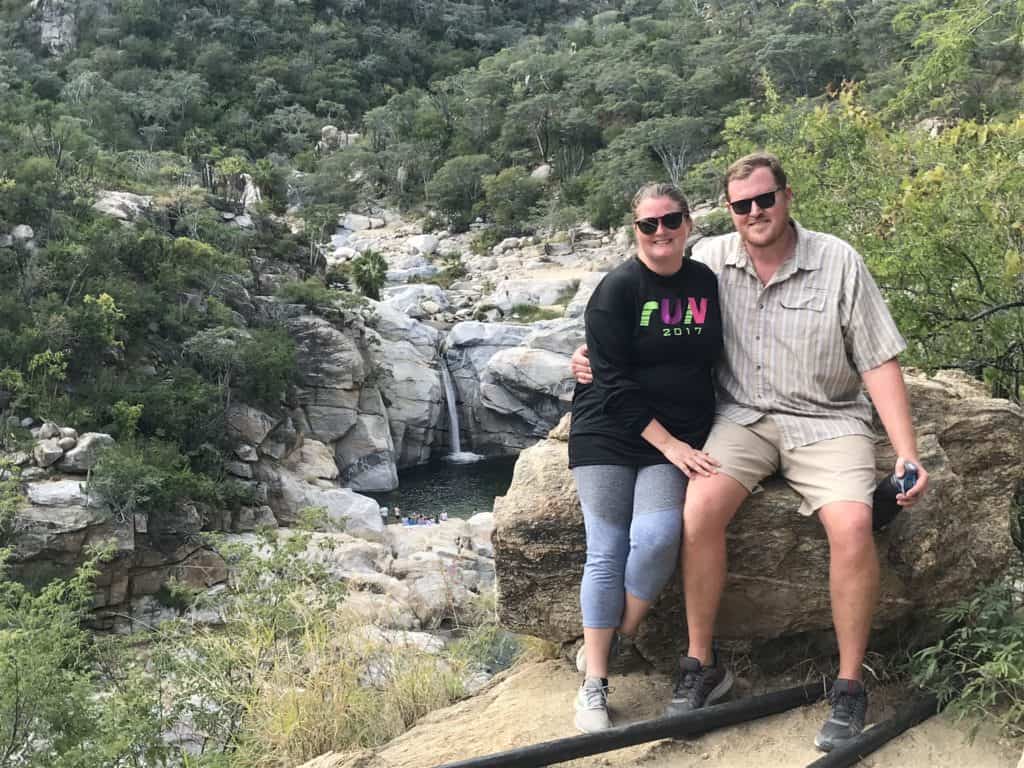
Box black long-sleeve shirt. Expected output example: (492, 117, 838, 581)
(569, 256, 723, 467)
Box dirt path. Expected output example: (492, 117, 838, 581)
(372, 659, 1020, 768)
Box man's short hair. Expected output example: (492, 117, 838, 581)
(724, 152, 788, 199)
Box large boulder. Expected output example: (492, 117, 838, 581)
(334, 388, 398, 492)
(443, 322, 532, 455)
(289, 314, 365, 390)
(493, 371, 1023, 670)
(56, 432, 114, 473)
(270, 467, 385, 542)
(34, 0, 76, 55)
(444, 320, 578, 455)
(483, 277, 580, 313)
(92, 191, 153, 222)
(367, 304, 444, 467)
(381, 284, 449, 319)
(14, 476, 132, 562)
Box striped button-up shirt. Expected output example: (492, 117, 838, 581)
(691, 221, 906, 449)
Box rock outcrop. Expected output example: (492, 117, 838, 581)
(493, 370, 1023, 670)
(32, 0, 76, 55)
(444, 319, 581, 455)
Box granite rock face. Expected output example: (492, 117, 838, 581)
(444, 320, 580, 455)
(493, 370, 1023, 670)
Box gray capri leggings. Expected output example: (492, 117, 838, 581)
(573, 464, 687, 629)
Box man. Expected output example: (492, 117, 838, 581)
(571, 152, 929, 752)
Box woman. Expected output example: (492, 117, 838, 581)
(568, 182, 723, 732)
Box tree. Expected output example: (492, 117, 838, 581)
(424, 154, 498, 231)
(482, 166, 543, 232)
(636, 116, 714, 187)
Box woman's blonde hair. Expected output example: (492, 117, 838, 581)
(631, 182, 690, 217)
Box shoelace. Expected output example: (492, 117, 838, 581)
(581, 682, 610, 710)
(674, 667, 705, 704)
(829, 689, 865, 724)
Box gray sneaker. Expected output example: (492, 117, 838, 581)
(814, 679, 867, 752)
(574, 676, 612, 732)
(575, 633, 626, 674)
(665, 654, 734, 716)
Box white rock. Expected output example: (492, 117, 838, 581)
(342, 213, 384, 231)
(224, 460, 253, 479)
(33, 438, 64, 468)
(25, 478, 93, 506)
(381, 284, 450, 317)
(343, 591, 418, 630)
(92, 191, 152, 222)
(407, 234, 439, 256)
(234, 444, 258, 462)
(226, 403, 277, 446)
(56, 432, 115, 473)
(283, 438, 339, 481)
(38, 422, 60, 440)
(484, 277, 580, 312)
(277, 470, 384, 542)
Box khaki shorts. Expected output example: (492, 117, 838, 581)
(703, 416, 876, 516)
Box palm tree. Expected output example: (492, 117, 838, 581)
(350, 249, 388, 301)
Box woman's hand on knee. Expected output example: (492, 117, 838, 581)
(662, 439, 720, 478)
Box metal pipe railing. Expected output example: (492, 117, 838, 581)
(804, 693, 939, 768)
(433, 682, 824, 768)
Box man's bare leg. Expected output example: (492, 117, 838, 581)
(682, 473, 749, 665)
(817, 501, 877, 681)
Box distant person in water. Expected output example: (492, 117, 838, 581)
(568, 182, 723, 733)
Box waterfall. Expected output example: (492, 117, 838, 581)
(439, 357, 482, 463)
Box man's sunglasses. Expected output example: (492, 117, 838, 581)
(634, 211, 687, 235)
(728, 188, 783, 215)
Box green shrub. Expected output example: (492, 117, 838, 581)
(509, 304, 561, 322)
(0, 546, 171, 767)
(236, 326, 296, 406)
(913, 563, 1024, 737)
(130, 366, 225, 451)
(275, 277, 340, 309)
(88, 439, 208, 532)
(416, 252, 467, 289)
(470, 227, 503, 256)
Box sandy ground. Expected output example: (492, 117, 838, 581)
(373, 658, 1021, 768)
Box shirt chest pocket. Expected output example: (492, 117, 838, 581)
(777, 288, 830, 341)
(779, 288, 827, 313)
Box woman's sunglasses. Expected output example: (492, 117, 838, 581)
(728, 188, 783, 215)
(634, 211, 687, 235)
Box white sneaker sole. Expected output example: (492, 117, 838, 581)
(574, 710, 612, 732)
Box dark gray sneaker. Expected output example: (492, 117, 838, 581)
(665, 653, 734, 716)
(814, 679, 868, 752)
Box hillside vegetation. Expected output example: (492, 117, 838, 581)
(0, 1, 1023, 763)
